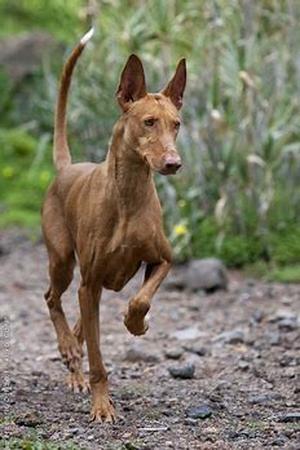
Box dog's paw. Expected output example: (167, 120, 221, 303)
(124, 300, 150, 336)
(124, 314, 149, 336)
(90, 396, 116, 423)
(59, 335, 83, 371)
(66, 371, 90, 394)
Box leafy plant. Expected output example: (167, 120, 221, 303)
(1, 0, 300, 268)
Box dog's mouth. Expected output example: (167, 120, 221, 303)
(158, 166, 181, 176)
(144, 155, 182, 176)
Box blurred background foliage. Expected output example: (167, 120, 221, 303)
(1, 0, 300, 273)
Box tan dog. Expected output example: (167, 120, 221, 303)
(42, 28, 186, 422)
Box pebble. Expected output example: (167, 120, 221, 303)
(168, 363, 195, 379)
(278, 318, 298, 331)
(184, 418, 198, 426)
(124, 345, 160, 363)
(238, 360, 249, 370)
(214, 329, 245, 344)
(280, 412, 300, 422)
(248, 392, 281, 405)
(186, 405, 213, 419)
(271, 436, 289, 447)
(14, 412, 42, 427)
(279, 355, 295, 367)
(171, 326, 206, 341)
(87, 435, 94, 441)
(268, 331, 281, 346)
(164, 348, 183, 360)
(251, 309, 264, 324)
(275, 309, 297, 321)
(270, 309, 298, 331)
(183, 345, 207, 356)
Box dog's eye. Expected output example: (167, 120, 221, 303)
(144, 118, 155, 127)
(174, 121, 181, 131)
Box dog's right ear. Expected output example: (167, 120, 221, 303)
(116, 54, 147, 111)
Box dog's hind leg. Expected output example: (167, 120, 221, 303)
(42, 201, 88, 392)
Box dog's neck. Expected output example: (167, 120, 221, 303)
(105, 120, 156, 213)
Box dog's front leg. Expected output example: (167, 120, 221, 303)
(124, 260, 171, 336)
(78, 283, 115, 422)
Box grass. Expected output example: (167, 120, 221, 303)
(0, 438, 80, 450)
(246, 261, 300, 283)
(268, 265, 300, 283)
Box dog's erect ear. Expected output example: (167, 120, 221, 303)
(161, 58, 186, 110)
(116, 54, 147, 111)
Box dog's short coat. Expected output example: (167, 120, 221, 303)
(42, 28, 186, 422)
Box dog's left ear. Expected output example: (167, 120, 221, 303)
(161, 58, 186, 110)
(116, 54, 147, 111)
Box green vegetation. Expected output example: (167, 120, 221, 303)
(245, 261, 300, 283)
(1, 0, 300, 271)
(268, 264, 300, 283)
(0, 127, 53, 228)
(0, 437, 79, 450)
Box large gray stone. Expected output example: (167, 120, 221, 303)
(166, 258, 228, 292)
(0, 33, 62, 82)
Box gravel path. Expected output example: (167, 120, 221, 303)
(0, 231, 299, 449)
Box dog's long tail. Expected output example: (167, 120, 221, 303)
(53, 28, 94, 171)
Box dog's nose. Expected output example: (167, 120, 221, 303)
(163, 155, 182, 173)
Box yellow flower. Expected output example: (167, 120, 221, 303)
(39, 170, 51, 185)
(174, 223, 188, 236)
(2, 166, 14, 179)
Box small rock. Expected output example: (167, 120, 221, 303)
(15, 412, 42, 427)
(168, 363, 195, 379)
(251, 309, 264, 324)
(0, 244, 9, 257)
(171, 326, 206, 341)
(248, 393, 281, 405)
(275, 309, 297, 321)
(279, 412, 300, 423)
(164, 348, 183, 360)
(124, 345, 159, 364)
(271, 436, 289, 447)
(184, 418, 198, 426)
(87, 435, 94, 441)
(279, 355, 295, 367)
(270, 309, 298, 331)
(214, 329, 245, 344)
(268, 332, 281, 346)
(238, 360, 249, 370)
(183, 345, 207, 356)
(246, 278, 256, 287)
(186, 405, 213, 419)
(278, 318, 298, 331)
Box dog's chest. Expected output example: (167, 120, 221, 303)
(101, 225, 162, 291)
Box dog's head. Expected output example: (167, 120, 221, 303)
(116, 55, 186, 175)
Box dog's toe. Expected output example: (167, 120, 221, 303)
(66, 371, 90, 393)
(90, 398, 116, 423)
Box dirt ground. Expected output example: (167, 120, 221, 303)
(0, 230, 299, 450)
